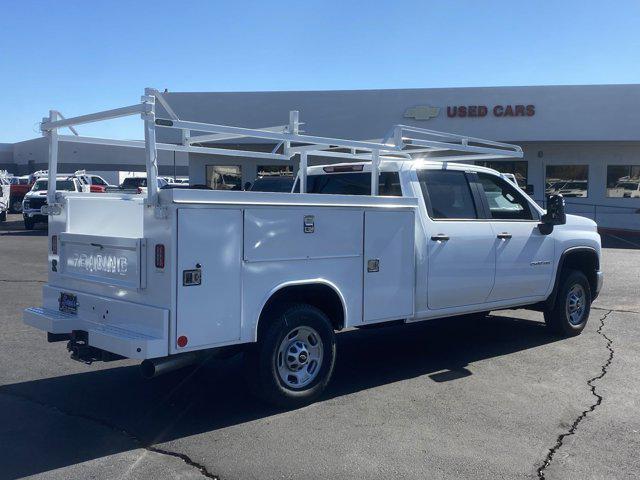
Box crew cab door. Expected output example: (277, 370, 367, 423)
(473, 172, 555, 301)
(417, 169, 496, 309)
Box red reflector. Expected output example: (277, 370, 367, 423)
(177, 335, 188, 348)
(155, 244, 165, 269)
(51, 235, 58, 255)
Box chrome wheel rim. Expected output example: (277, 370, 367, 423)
(276, 326, 323, 389)
(566, 284, 586, 325)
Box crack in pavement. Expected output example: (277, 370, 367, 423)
(0, 390, 220, 479)
(537, 309, 614, 479)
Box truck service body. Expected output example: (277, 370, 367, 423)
(24, 89, 603, 407)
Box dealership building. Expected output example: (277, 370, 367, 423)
(2, 84, 639, 231)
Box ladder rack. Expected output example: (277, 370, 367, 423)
(39, 87, 523, 210)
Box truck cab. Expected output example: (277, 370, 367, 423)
(299, 160, 602, 317)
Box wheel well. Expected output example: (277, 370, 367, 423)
(548, 248, 599, 308)
(562, 249, 599, 294)
(257, 283, 345, 340)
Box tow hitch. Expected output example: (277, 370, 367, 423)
(66, 331, 123, 364)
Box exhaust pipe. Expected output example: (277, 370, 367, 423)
(140, 352, 202, 379)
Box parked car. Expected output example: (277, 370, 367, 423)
(0, 175, 10, 221)
(114, 176, 168, 193)
(73, 170, 111, 193)
(8, 174, 36, 213)
(22, 176, 82, 229)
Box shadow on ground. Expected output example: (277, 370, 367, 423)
(1, 313, 559, 479)
(0, 217, 47, 236)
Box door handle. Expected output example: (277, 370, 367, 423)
(497, 232, 512, 240)
(431, 234, 450, 242)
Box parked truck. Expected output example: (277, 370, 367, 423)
(24, 89, 603, 408)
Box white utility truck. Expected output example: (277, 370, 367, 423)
(24, 89, 603, 407)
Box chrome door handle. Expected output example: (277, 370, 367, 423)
(497, 232, 512, 240)
(431, 234, 450, 241)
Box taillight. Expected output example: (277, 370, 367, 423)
(51, 235, 58, 255)
(155, 244, 165, 269)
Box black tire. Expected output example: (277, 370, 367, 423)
(0, 210, 6, 222)
(544, 269, 591, 336)
(23, 217, 35, 230)
(243, 303, 336, 409)
(10, 197, 22, 214)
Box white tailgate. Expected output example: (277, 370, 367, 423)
(363, 210, 415, 323)
(176, 208, 242, 351)
(58, 233, 146, 290)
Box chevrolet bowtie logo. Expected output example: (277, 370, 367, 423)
(404, 105, 440, 120)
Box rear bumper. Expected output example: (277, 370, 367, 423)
(23, 285, 169, 360)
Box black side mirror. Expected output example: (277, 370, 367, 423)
(539, 194, 566, 234)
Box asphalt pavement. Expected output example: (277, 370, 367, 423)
(1, 213, 638, 480)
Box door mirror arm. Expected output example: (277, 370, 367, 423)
(538, 194, 566, 235)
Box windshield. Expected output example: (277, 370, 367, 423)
(32, 179, 76, 191)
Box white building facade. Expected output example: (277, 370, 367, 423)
(3, 84, 639, 232)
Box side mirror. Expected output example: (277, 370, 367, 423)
(539, 194, 566, 234)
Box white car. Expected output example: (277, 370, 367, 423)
(0, 175, 10, 221)
(22, 176, 81, 229)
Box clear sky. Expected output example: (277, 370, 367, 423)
(1, 0, 639, 142)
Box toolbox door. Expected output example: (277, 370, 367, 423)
(363, 210, 415, 323)
(176, 208, 242, 350)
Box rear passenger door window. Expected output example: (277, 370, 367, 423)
(476, 173, 535, 220)
(305, 172, 401, 196)
(417, 170, 478, 219)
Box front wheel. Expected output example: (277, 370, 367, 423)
(24, 216, 35, 230)
(243, 303, 336, 408)
(544, 269, 591, 336)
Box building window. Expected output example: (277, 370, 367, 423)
(257, 165, 293, 177)
(206, 165, 242, 190)
(606, 165, 640, 198)
(545, 165, 588, 198)
(474, 160, 528, 189)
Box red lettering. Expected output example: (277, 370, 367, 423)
(504, 105, 514, 116)
(515, 104, 525, 116)
(493, 105, 504, 116)
(478, 105, 488, 117)
(526, 104, 535, 116)
(468, 106, 477, 117)
(458, 106, 467, 117)
(447, 106, 457, 117)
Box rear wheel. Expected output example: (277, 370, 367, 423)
(544, 269, 591, 336)
(23, 216, 35, 230)
(243, 303, 336, 408)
